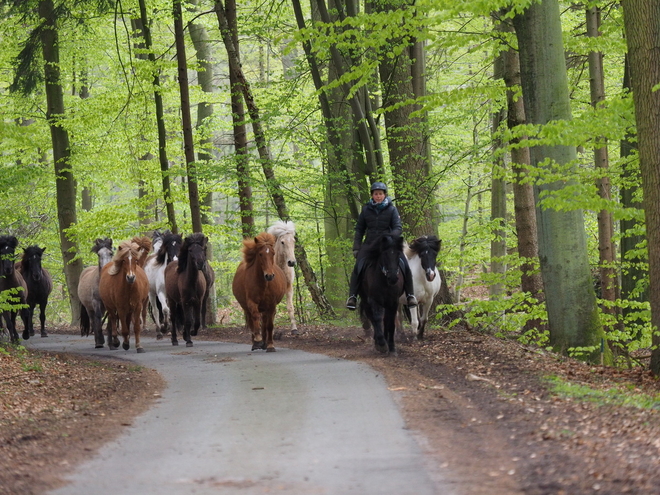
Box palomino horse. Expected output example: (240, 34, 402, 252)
(164, 233, 207, 347)
(79, 238, 115, 348)
(232, 232, 287, 352)
(99, 240, 149, 352)
(358, 234, 405, 354)
(144, 231, 182, 339)
(16, 245, 53, 337)
(131, 235, 152, 267)
(267, 220, 298, 335)
(0, 235, 30, 342)
(397, 236, 442, 340)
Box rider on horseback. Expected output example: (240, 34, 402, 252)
(346, 182, 418, 310)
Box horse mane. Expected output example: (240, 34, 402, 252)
(406, 235, 441, 258)
(131, 235, 152, 253)
(107, 240, 139, 276)
(92, 238, 112, 254)
(241, 232, 276, 264)
(267, 220, 295, 239)
(155, 231, 182, 266)
(177, 233, 207, 272)
(362, 234, 404, 261)
(0, 235, 19, 251)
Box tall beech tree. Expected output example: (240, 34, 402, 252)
(512, 0, 609, 362)
(621, 0, 660, 374)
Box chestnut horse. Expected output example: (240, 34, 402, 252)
(79, 238, 115, 348)
(99, 240, 149, 352)
(164, 233, 207, 347)
(0, 235, 30, 342)
(267, 220, 298, 335)
(16, 245, 53, 338)
(232, 232, 287, 352)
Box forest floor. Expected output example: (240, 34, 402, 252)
(1, 319, 660, 495)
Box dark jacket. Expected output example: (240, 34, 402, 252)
(353, 198, 403, 251)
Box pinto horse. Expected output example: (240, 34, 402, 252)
(398, 236, 442, 340)
(0, 235, 30, 342)
(164, 233, 207, 347)
(99, 240, 149, 352)
(267, 220, 298, 335)
(232, 232, 287, 352)
(16, 245, 53, 338)
(358, 234, 405, 354)
(144, 231, 182, 339)
(79, 238, 115, 348)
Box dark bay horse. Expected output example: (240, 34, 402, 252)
(99, 240, 149, 353)
(164, 233, 207, 347)
(78, 238, 115, 348)
(358, 234, 405, 354)
(0, 235, 30, 342)
(16, 245, 53, 338)
(398, 236, 442, 340)
(144, 231, 182, 339)
(232, 232, 287, 352)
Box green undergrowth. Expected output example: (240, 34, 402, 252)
(545, 375, 660, 410)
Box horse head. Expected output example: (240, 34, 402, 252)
(267, 220, 297, 268)
(0, 235, 19, 277)
(156, 232, 183, 266)
(22, 245, 45, 282)
(243, 232, 278, 281)
(108, 240, 140, 284)
(408, 235, 441, 282)
(92, 238, 114, 269)
(179, 233, 207, 272)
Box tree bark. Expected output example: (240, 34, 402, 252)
(513, 0, 608, 362)
(38, 0, 84, 324)
(621, 0, 660, 374)
(137, 0, 178, 233)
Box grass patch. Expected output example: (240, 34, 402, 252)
(545, 375, 660, 410)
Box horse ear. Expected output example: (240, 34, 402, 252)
(9, 236, 18, 249)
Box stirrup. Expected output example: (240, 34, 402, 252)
(406, 294, 418, 308)
(346, 295, 357, 310)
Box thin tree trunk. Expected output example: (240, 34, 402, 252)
(214, 0, 335, 317)
(490, 106, 507, 299)
(586, 5, 616, 318)
(621, 0, 660, 374)
(173, 0, 202, 233)
(513, 0, 608, 362)
(137, 0, 178, 233)
(39, 0, 84, 324)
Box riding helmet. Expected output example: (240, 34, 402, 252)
(370, 181, 388, 194)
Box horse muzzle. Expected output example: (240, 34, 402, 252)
(126, 274, 136, 284)
(288, 260, 296, 267)
(264, 273, 275, 281)
(426, 269, 436, 282)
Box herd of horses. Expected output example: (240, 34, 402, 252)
(1, 222, 442, 356)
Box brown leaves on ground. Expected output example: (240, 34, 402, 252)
(0, 342, 164, 495)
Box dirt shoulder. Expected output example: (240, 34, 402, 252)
(2, 323, 659, 494)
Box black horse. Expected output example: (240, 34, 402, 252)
(0, 235, 30, 343)
(17, 245, 53, 338)
(358, 234, 405, 354)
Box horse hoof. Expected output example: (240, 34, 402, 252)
(22, 330, 30, 340)
(374, 340, 388, 354)
(122, 342, 130, 350)
(41, 332, 48, 338)
(109, 346, 118, 351)
(29, 330, 35, 337)
(190, 329, 198, 337)
(137, 347, 146, 354)
(172, 341, 179, 346)
(95, 344, 104, 349)
(266, 347, 276, 352)
(251, 342, 263, 351)
(156, 334, 163, 340)
(186, 341, 193, 347)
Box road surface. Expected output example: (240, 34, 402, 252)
(27, 334, 452, 494)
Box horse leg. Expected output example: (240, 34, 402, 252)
(156, 292, 170, 340)
(3, 311, 19, 343)
(409, 304, 420, 339)
(39, 302, 48, 337)
(286, 285, 298, 335)
(417, 303, 430, 340)
(170, 303, 182, 346)
(134, 312, 145, 353)
(121, 314, 130, 351)
(19, 307, 30, 341)
(27, 305, 35, 337)
(183, 306, 194, 347)
(149, 292, 162, 339)
(245, 302, 265, 351)
(384, 306, 398, 354)
(370, 305, 388, 353)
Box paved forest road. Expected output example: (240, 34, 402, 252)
(27, 334, 450, 495)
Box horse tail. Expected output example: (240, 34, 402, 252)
(80, 304, 90, 337)
(402, 304, 411, 323)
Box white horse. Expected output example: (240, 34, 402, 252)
(144, 231, 182, 339)
(267, 220, 298, 335)
(397, 235, 442, 340)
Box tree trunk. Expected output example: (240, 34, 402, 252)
(586, 5, 617, 319)
(621, 0, 660, 374)
(173, 0, 202, 233)
(214, 0, 335, 317)
(513, 0, 608, 362)
(38, 0, 84, 324)
(137, 0, 178, 233)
